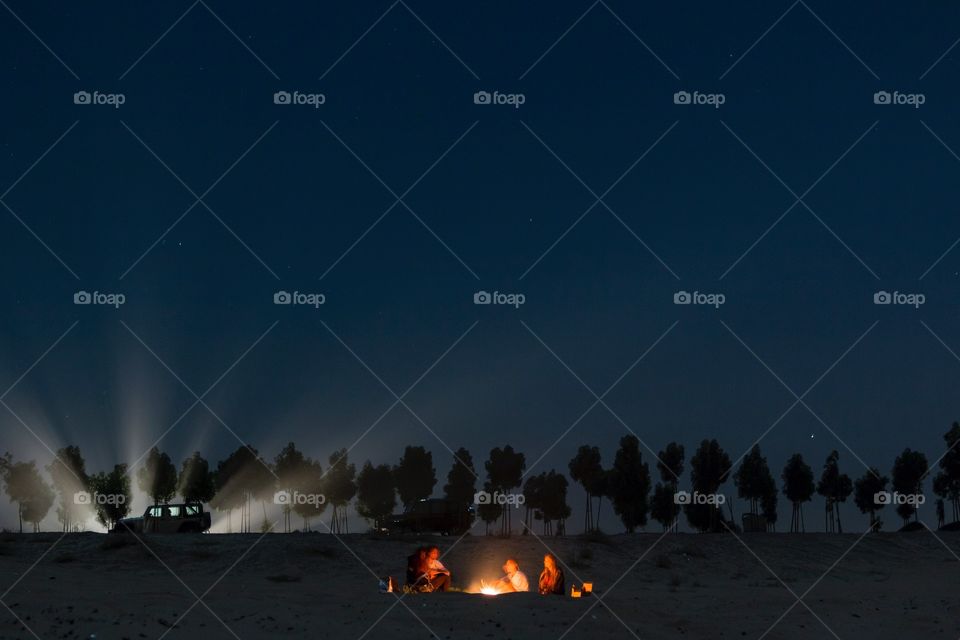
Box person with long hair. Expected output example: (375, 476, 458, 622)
(538, 553, 565, 595)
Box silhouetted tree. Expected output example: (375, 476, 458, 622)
(655, 442, 684, 531)
(852, 468, 887, 531)
(356, 461, 396, 530)
(393, 446, 436, 508)
(568, 445, 606, 532)
(1, 456, 54, 532)
(935, 422, 960, 524)
(443, 447, 477, 506)
(761, 488, 778, 532)
(817, 450, 853, 533)
(891, 448, 928, 527)
(46, 446, 88, 532)
(211, 448, 248, 532)
(325, 449, 357, 534)
(522, 473, 544, 535)
(88, 464, 131, 531)
(650, 483, 679, 531)
(936, 498, 945, 528)
(291, 458, 326, 531)
(476, 481, 502, 535)
(136, 447, 177, 505)
(178, 452, 215, 505)
(274, 443, 308, 532)
(734, 445, 772, 516)
(782, 454, 815, 532)
(686, 439, 731, 533)
(485, 445, 525, 535)
(539, 470, 570, 536)
(608, 435, 651, 533)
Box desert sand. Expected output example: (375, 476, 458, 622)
(0, 530, 957, 639)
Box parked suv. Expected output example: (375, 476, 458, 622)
(389, 499, 473, 535)
(113, 503, 211, 533)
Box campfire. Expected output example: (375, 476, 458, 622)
(478, 580, 499, 595)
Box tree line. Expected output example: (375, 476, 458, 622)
(2, 421, 958, 534)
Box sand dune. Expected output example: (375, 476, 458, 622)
(0, 531, 956, 639)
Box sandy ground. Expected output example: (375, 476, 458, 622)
(0, 530, 957, 640)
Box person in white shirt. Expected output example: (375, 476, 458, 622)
(496, 558, 529, 593)
(426, 546, 451, 591)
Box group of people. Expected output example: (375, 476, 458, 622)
(405, 546, 565, 595)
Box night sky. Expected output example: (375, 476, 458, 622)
(2, 1, 959, 532)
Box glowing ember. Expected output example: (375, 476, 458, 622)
(479, 580, 499, 595)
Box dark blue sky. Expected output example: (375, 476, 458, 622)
(2, 1, 959, 531)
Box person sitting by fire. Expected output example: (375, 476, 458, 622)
(425, 545, 451, 591)
(538, 553, 565, 595)
(406, 546, 430, 591)
(495, 558, 529, 593)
